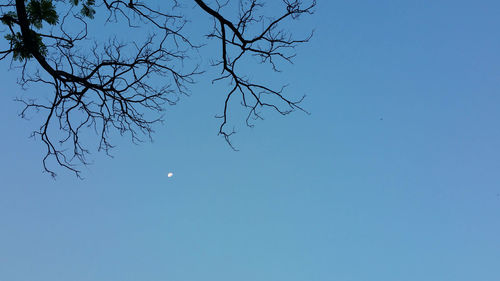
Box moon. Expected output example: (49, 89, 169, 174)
(167, 172, 174, 178)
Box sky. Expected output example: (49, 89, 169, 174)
(1, 1, 500, 280)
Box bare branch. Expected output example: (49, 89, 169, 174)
(194, 0, 315, 145)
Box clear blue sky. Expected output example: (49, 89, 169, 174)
(1, 1, 500, 280)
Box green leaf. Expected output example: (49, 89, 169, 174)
(69, 0, 96, 18)
(27, 0, 59, 29)
(81, 0, 96, 19)
(5, 31, 47, 61)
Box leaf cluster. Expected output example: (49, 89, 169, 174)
(5, 30, 46, 60)
(70, 0, 96, 18)
(27, 0, 58, 28)
(2, 0, 96, 61)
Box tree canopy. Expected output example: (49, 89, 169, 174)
(0, 0, 315, 177)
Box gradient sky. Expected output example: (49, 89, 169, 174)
(1, 1, 500, 280)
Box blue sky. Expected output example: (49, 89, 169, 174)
(1, 1, 500, 280)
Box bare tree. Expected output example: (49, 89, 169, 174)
(0, 0, 315, 177)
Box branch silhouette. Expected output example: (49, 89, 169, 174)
(0, 0, 315, 177)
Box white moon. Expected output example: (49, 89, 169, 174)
(167, 172, 174, 178)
